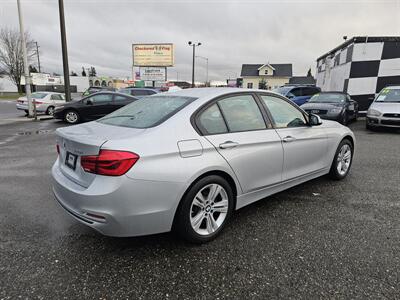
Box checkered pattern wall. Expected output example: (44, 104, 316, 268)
(316, 40, 400, 110)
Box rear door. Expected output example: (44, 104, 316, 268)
(259, 94, 328, 181)
(196, 93, 283, 193)
(81, 93, 113, 120)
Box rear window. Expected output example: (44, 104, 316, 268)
(97, 95, 196, 128)
(31, 92, 47, 99)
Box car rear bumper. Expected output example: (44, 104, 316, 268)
(16, 103, 47, 112)
(367, 116, 400, 128)
(51, 159, 184, 237)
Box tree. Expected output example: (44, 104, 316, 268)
(0, 27, 35, 93)
(70, 71, 78, 76)
(89, 66, 97, 77)
(259, 78, 267, 90)
(81, 67, 86, 77)
(307, 68, 312, 77)
(29, 65, 38, 73)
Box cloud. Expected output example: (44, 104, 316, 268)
(1, 0, 399, 81)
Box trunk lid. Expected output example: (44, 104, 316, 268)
(56, 121, 146, 187)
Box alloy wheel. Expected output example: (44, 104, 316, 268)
(336, 144, 351, 176)
(65, 111, 78, 124)
(189, 183, 229, 236)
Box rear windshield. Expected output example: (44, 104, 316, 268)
(309, 93, 346, 103)
(375, 88, 400, 102)
(273, 87, 291, 95)
(97, 95, 196, 128)
(31, 92, 47, 99)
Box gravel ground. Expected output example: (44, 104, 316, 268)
(0, 119, 399, 299)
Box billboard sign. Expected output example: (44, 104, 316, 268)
(133, 43, 174, 67)
(139, 67, 166, 81)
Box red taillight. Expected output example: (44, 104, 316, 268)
(81, 150, 139, 176)
(34, 100, 43, 104)
(56, 144, 60, 155)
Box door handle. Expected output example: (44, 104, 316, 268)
(219, 141, 239, 149)
(282, 136, 296, 143)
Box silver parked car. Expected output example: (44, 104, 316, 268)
(16, 92, 66, 115)
(52, 88, 355, 243)
(366, 86, 400, 129)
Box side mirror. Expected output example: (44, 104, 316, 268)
(287, 94, 293, 99)
(86, 99, 93, 105)
(309, 113, 322, 126)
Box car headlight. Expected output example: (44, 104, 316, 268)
(367, 109, 381, 117)
(329, 107, 342, 113)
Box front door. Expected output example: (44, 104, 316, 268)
(82, 93, 113, 120)
(196, 94, 284, 193)
(259, 94, 328, 181)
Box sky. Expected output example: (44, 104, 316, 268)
(1, 0, 400, 82)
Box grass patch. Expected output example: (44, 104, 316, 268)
(0, 93, 24, 100)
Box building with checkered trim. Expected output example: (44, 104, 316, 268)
(316, 36, 400, 111)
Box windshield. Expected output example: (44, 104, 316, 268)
(31, 92, 47, 99)
(309, 93, 346, 103)
(375, 88, 400, 102)
(97, 95, 196, 128)
(273, 87, 291, 95)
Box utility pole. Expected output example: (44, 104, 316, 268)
(196, 55, 208, 86)
(35, 41, 41, 73)
(188, 41, 201, 88)
(16, 0, 36, 120)
(58, 0, 71, 102)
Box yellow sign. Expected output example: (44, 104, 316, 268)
(132, 43, 174, 67)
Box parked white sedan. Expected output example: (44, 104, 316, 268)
(16, 92, 65, 115)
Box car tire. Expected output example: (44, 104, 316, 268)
(64, 110, 80, 124)
(46, 106, 55, 116)
(341, 113, 348, 125)
(329, 139, 353, 180)
(174, 175, 234, 244)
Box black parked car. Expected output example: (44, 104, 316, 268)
(53, 92, 138, 124)
(301, 92, 358, 125)
(118, 87, 159, 98)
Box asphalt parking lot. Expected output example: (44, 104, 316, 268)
(0, 116, 399, 299)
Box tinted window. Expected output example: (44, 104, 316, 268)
(98, 96, 195, 128)
(302, 87, 319, 96)
(118, 89, 130, 95)
(290, 88, 302, 97)
(146, 90, 157, 95)
(273, 86, 291, 95)
(89, 94, 113, 103)
(198, 104, 228, 134)
(261, 95, 307, 128)
(375, 88, 400, 102)
(218, 95, 266, 132)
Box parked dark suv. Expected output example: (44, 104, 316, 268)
(273, 85, 321, 106)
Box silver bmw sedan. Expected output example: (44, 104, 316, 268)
(52, 88, 355, 243)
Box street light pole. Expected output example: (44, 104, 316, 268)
(35, 41, 41, 73)
(16, 0, 36, 119)
(58, 0, 71, 102)
(188, 41, 201, 88)
(195, 55, 208, 86)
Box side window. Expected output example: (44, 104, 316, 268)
(302, 87, 318, 96)
(198, 104, 228, 135)
(51, 94, 62, 100)
(291, 88, 302, 97)
(261, 95, 307, 128)
(146, 90, 157, 95)
(218, 95, 266, 132)
(90, 94, 113, 103)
